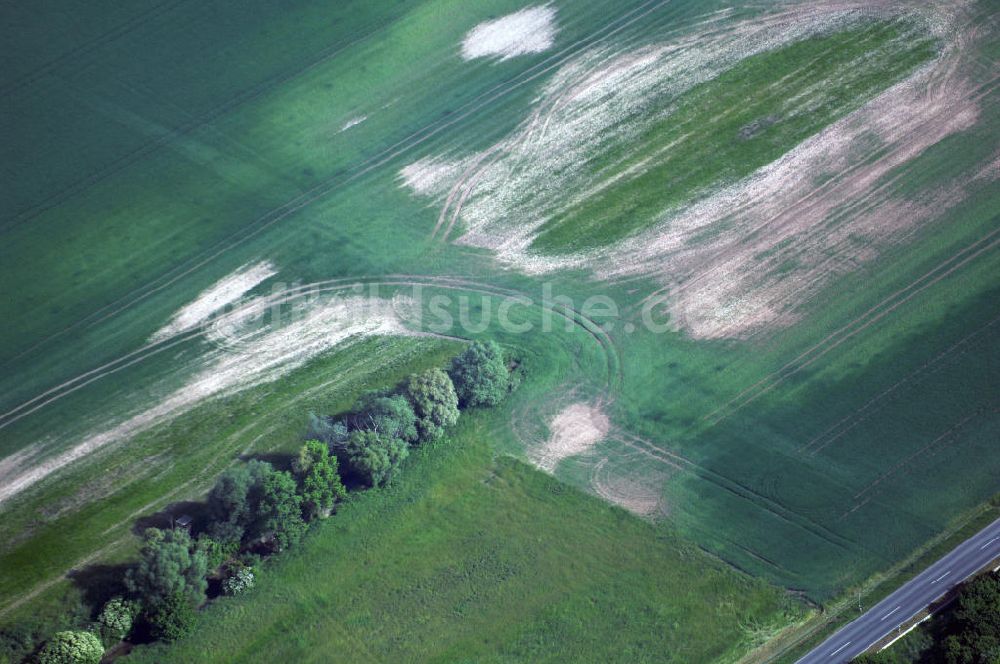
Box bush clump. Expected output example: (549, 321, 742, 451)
(97, 596, 138, 644)
(405, 369, 459, 443)
(449, 340, 512, 408)
(126, 528, 208, 608)
(353, 393, 419, 443)
(343, 430, 409, 487)
(293, 440, 347, 520)
(36, 630, 103, 664)
(221, 567, 255, 596)
(145, 592, 197, 642)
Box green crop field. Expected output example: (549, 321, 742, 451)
(1, 0, 998, 661)
(532, 20, 938, 253)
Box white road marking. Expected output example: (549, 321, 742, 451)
(931, 570, 951, 584)
(880, 606, 901, 621)
(830, 642, 851, 657)
(980, 537, 998, 550)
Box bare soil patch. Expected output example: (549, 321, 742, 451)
(402, 0, 986, 339)
(460, 6, 557, 61)
(531, 402, 610, 473)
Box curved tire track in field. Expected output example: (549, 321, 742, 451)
(0, 276, 622, 509)
(614, 431, 857, 554)
(0, 275, 621, 430)
(0, 275, 626, 613)
(3, 0, 672, 375)
(589, 456, 670, 517)
(433, 0, 687, 244)
(632, 49, 997, 330)
(432, 6, 773, 245)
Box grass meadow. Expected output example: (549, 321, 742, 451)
(127, 422, 799, 664)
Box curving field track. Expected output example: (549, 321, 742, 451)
(1, 0, 998, 659)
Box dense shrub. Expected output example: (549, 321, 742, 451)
(206, 460, 273, 544)
(195, 535, 239, 571)
(36, 630, 103, 664)
(941, 573, 1000, 663)
(353, 393, 418, 443)
(97, 596, 138, 644)
(126, 528, 207, 607)
(294, 440, 347, 520)
(0, 622, 39, 664)
(405, 369, 459, 442)
(343, 430, 408, 487)
(256, 470, 307, 552)
(449, 340, 511, 408)
(205, 461, 309, 550)
(145, 592, 196, 642)
(221, 567, 255, 596)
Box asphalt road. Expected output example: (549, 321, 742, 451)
(796, 516, 1000, 663)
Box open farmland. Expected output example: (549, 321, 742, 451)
(1, 0, 998, 661)
(127, 425, 798, 664)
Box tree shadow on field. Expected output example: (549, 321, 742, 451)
(67, 563, 131, 613)
(131, 500, 209, 536)
(239, 451, 296, 473)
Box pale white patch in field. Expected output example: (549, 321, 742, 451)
(0, 296, 412, 507)
(606, 40, 979, 338)
(972, 155, 1000, 183)
(399, 156, 467, 197)
(591, 458, 666, 517)
(0, 445, 45, 489)
(340, 115, 367, 132)
(461, 5, 557, 61)
(532, 402, 609, 473)
(150, 261, 277, 342)
(410, 6, 870, 268)
(405, 0, 980, 338)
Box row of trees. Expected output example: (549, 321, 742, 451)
(28, 341, 517, 663)
(309, 340, 515, 488)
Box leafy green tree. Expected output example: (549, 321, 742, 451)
(125, 528, 207, 607)
(449, 340, 511, 408)
(97, 596, 138, 644)
(344, 430, 408, 487)
(36, 631, 103, 664)
(205, 459, 273, 544)
(293, 440, 346, 520)
(943, 573, 1000, 663)
(145, 592, 196, 642)
(354, 393, 418, 443)
(0, 622, 39, 664)
(255, 470, 307, 551)
(405, 369, 459, 442)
